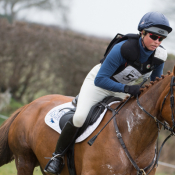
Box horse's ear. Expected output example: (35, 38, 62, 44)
(173, 65, 175, 76)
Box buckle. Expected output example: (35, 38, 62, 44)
(116, 132, 122, 138)
(137, 169, 146, 175)
(154, 117, 157, 123)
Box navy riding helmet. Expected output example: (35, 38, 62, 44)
(138, 12, 172, 37)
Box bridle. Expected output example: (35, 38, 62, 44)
(113, 76, 175, 175)
(136, 75, 175, 174)
(137, 76, 175, 134)
(88, 76, 175, 175)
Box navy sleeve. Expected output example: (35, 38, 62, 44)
(94, 41, 126, 92)
(150, 63, 164, 81)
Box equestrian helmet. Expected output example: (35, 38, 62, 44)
(138, 11, 172, 37)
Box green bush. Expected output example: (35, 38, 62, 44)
(0, 118, 5, 126)
(0, 98, 24, 117)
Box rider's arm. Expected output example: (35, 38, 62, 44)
(150, 63, 164, 81)
(94, 41, 126, 92)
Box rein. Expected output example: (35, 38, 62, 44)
(88, 76, 175, 175)
(136, 75, 175, 174)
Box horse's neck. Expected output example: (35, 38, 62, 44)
(119, 76, 171, 156)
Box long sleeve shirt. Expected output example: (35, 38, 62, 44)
(94, 37, 164, 92)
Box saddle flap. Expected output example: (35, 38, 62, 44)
(59, 110, 75, 130)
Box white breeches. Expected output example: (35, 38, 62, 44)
(73, 64, 128, 127)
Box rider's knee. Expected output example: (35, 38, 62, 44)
(72, 115, 86, 127)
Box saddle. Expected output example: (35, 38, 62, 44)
(60, 95, 123, 175)
(59, 95, 122, 138)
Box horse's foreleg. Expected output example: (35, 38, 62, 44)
(14, 154, 36, 175)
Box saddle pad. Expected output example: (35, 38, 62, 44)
(45, 101, 119, 143)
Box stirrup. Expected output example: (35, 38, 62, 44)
(51, 153, 65, 163)
(45, 153, 65, 162)
(44, 154, 65, 174)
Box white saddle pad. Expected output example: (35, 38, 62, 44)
(45, 101, 119, 143)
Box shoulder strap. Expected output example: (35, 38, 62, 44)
(100, 33, 124, 63)
(100, 33, 140, 63)
(149, 45, 167, 70)
(104, 33, 124, 57)
(121, 34, 140, 65)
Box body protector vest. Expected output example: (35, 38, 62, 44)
(100, 33, 167, 85)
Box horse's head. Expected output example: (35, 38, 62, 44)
(160, 65, 175, 130)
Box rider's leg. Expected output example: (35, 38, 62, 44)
(73, 64, 111, 127)
(44, 64, 113, 175)
(44, 118, 79, 175)
(44, 65, 102, 175)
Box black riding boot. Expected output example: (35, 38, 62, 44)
(44, 118, 79, 175)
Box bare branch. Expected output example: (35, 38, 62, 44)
(14, 0, 50, 13)
(0, 0, 71, 23)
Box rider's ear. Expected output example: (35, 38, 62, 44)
(141, 30, 146, 39)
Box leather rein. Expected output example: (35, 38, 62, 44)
(114, 76, 175, 175)
(88, 76, 175, 175)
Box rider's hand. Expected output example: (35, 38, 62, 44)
(124, 85, 141, 97)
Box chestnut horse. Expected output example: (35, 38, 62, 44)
(0, 66, 175, 175)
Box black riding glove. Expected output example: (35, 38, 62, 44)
(124, 85, 141, 97)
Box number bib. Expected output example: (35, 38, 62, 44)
(112, 65, 152, 85)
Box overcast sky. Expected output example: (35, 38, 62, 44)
(68, 0, 153, 37)
(19, 0, 175, 54)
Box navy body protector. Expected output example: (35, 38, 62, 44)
(100, 33, 164, 77)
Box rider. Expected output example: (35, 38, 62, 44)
(44, 11, 172, 174)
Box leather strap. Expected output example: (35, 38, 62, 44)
(112, 110, 156, 175)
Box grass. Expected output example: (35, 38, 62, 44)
(0, 118, 5, 126)
(0, 98, 24, 117)
(0, 98, 24, 125)
(0, 161, 42, 175)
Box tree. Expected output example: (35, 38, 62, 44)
(0, 88, 11, 111)
(0, 0, 71, 23)
(0, 19, 107, 103)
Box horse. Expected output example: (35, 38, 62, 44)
(0, 65, 175, 175)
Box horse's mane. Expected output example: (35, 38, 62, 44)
(140, 71, 171, 94)
(122, 71, 172, 103)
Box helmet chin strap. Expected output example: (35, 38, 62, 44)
(141, 35, 150, 51)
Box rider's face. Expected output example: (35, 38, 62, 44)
(142, 32, 163, 51)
